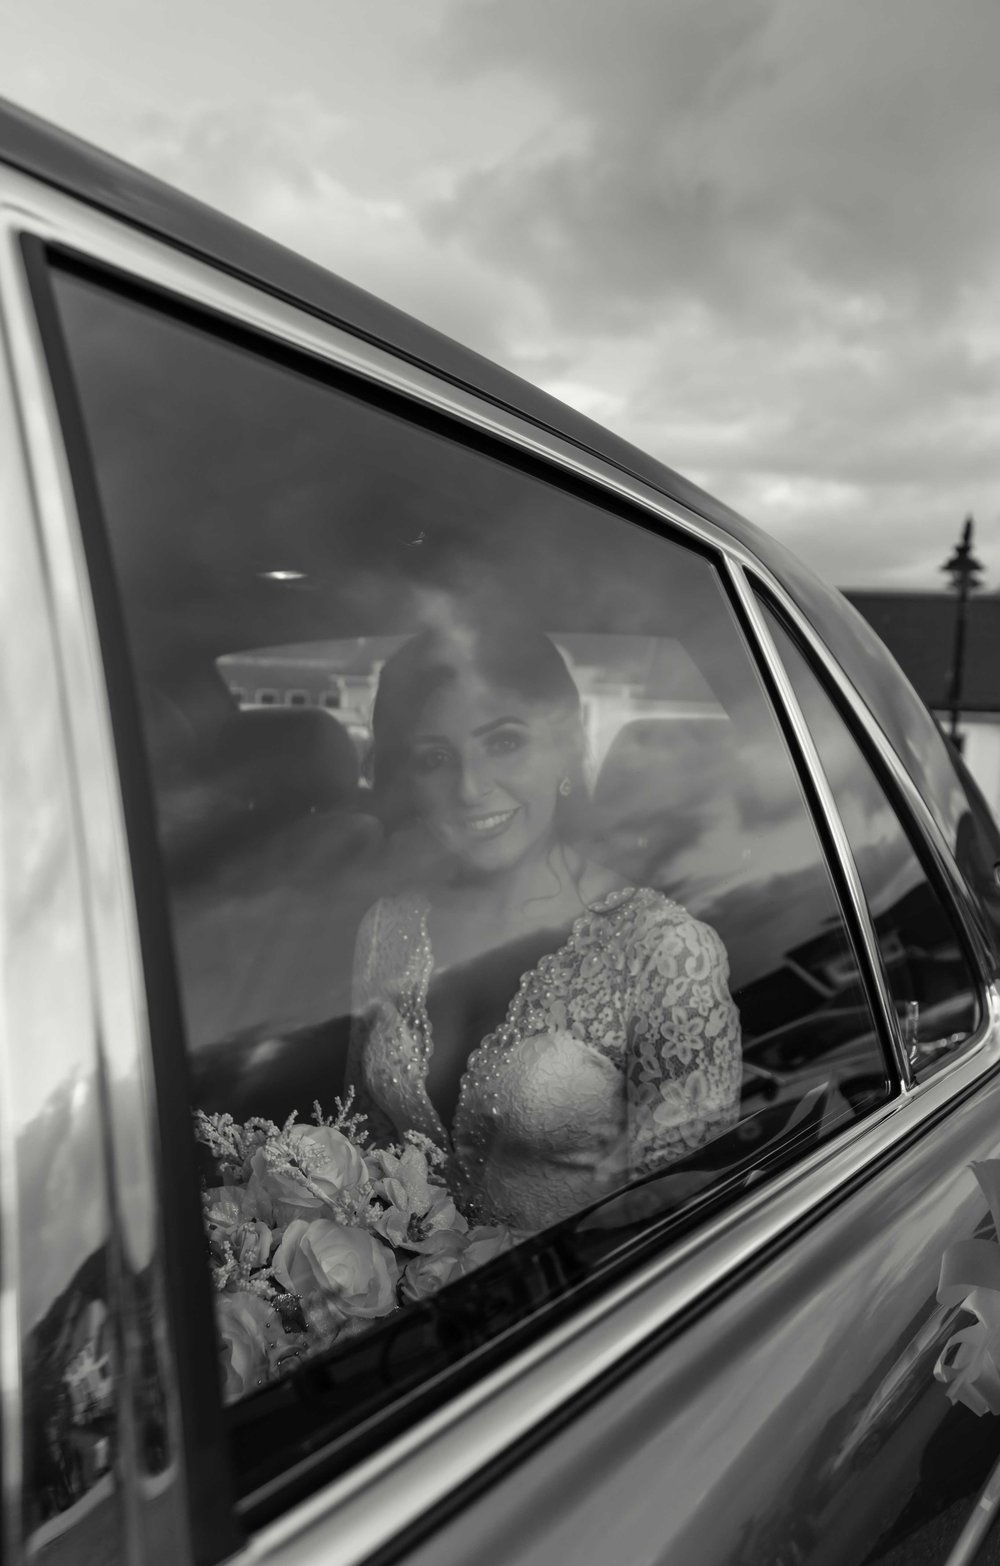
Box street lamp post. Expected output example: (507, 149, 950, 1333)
(941, 515, 984, 752)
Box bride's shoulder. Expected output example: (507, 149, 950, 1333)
(578, 861, 680, 922)
(616, 886, 730, 973)
(576, 871, 698, 951)
(355, 889, 426, 945)
(589, 879, 713, 942)
(353, 890, 430, 996)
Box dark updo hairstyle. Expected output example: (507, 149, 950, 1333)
(369, 619, 590, 841)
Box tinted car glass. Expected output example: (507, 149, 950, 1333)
(42, 255, 892, 1504)
(761, 603, 981, 1072)
(765, 543, 1000, 976)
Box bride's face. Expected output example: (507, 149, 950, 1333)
(407, 669, 566, 874)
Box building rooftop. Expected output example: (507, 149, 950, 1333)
(845, 592, 1000, 714)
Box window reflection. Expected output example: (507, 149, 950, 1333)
(342, 618, 742, 1232)
(762, 604, 980, 1067)
(17, 1080, 118, 1542)
(49, 262, 891, 1434)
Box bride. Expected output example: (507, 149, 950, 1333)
(345, 617, 742, 1233)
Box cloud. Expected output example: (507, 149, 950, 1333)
(604, 294, 1000, 585)
(421, 0, 1000, 586)
(12, 7, 995, 592)
(124, 94, 544, 363)
(431, 0, 1000, 327)
(18, 1075, 107, 1329)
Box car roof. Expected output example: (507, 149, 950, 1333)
(0, 95, 920, 757)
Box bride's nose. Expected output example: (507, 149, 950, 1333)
(457, 755, 494, 804)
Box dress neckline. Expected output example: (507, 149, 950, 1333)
(407, 884, 640, 1148)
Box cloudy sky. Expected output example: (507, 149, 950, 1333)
(4, 0, 1000, 591)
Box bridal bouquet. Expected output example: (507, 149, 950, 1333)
(194, 1098, 513, 1402)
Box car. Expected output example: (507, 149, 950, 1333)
(3, 93, 1000, 1566)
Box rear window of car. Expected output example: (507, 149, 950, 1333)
(36, 252, 894, 1513)
(768, 547, 1000, 968)
(759, 601, 983, 1075)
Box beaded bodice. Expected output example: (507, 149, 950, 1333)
(345, 886, 742, 1231)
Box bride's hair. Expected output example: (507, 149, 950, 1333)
(369, 617, 590, 839)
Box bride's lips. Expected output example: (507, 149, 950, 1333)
(460, 806, 520, 839)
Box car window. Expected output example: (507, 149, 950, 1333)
(766, 549, 1000, 976)
(41, 255, 893, 1508)
(760, 601, 982, 1074)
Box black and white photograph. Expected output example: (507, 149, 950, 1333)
(2, 6, 1000, 1565)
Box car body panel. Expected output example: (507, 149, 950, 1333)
(386, 1064, 1000, 1566)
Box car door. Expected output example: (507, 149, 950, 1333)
(3, 155, 1000, 1566)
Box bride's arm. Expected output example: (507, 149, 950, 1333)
(343, 900, 399, 1147)
(621, 905, 742, 1182)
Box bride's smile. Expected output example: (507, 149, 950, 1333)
(463, 807, 520, 836)
(407, 672, 566, 878)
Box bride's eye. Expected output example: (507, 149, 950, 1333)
(412, 746, 453, 774)
(485, 727, 527, 756)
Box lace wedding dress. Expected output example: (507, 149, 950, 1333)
(345, 886, 742, 1232)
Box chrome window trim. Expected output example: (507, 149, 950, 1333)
(722, 558, 911, 1086)
(1, 164, 998, 1564)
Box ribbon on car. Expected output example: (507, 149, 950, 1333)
(934, 1160, 1000, 1416)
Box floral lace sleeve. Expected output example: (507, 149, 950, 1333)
(344, 900, 400, 1147)
(622, 904, 742, 1179)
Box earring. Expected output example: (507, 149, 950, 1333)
(558, 777, 572, 797)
